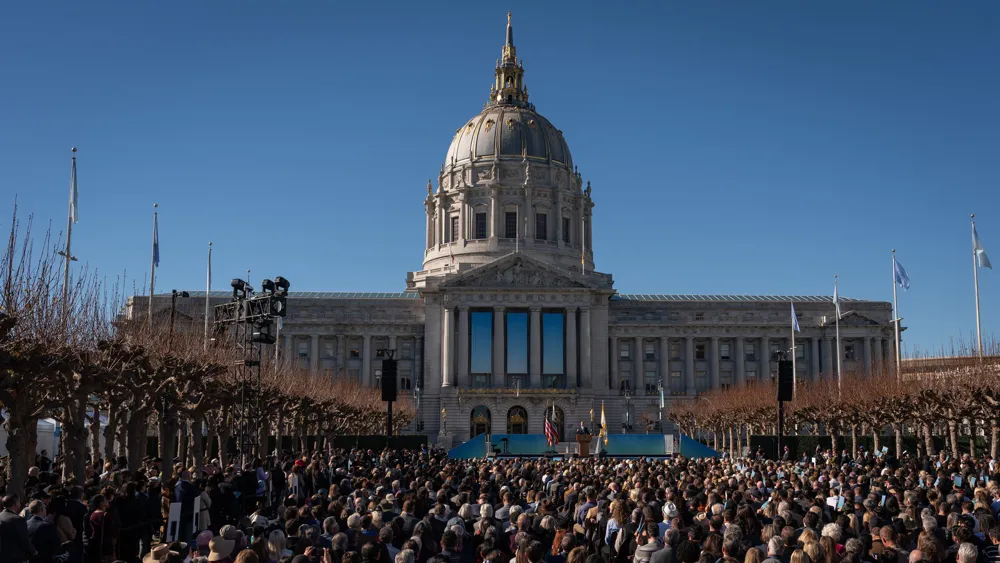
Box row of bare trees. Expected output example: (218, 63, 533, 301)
(0, 208, 414, 495)
(668, 355, 1000, 460)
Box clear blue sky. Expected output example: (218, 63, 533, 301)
(1, 1, 997, 356)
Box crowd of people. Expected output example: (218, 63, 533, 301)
(1, 445, 998, 563)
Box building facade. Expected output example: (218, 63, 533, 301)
(130, 14, 898, 445)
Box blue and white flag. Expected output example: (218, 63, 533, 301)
(974, 226, 992, 270)
(791, 302, 800, 332)
(894, 258, 910, 290)
(152, 213, 160, 267)
(69, 154, 79, 224)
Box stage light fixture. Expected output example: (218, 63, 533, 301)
(261, 279, 275, 294)
(274, 276, 290, 295)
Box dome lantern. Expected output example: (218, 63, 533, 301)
(491, 12, 529, 108)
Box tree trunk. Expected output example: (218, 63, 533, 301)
(217, 424, 230, 469)
(275, 411, 284, 456)
(829, 425, 840, 454)
(103, 408, 117, 463)
(4, 413, 37, 497)
(179, 417, 190, 468)
(851, 424, 858, 456)
(116, 411, 128, 458)
(206, 420, 217, 463)
(90, 406, 101, 464)
(125, 410, 148, 471)
(191, 413, 204, 473)
(894, 423, 903, 457)
(872, 427, 880, 452)
(990, 418, 1000, 459)
(948, 419, 959, 458)
(60, 397, 89, 484)
(159, 406, 178, 479)
(923, 422, 936, 457)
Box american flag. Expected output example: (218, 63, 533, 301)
(544, 402, 558, 447)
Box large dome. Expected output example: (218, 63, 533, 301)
(445, 106, 573, 172)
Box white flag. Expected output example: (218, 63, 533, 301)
(974, 226, 992, 270)
(69, 153, 79, 223)
(832, 281, 840, 317)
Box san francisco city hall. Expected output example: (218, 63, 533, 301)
(133, 15, 897, 445)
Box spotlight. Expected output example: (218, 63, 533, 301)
(252, 321, 275, 344)
(261, 279, 275, 294)
(231, 278, 248, 300)
(376, 349, 386, 358)
(274, 276, 290, 295)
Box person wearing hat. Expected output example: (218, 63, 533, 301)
(207, 535, 236, 563)
(143, 544, 180, 563)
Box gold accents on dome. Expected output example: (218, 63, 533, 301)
(528, 119, 537, 128)
(506, 118, 516, 131)
(484, 119, 495, 132)
(491, 12, 529, 107)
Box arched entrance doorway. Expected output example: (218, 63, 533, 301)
(507, 406, 528, 434)
(470, 406, 491, 439)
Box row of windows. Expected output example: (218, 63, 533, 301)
(294, 339, 415, 360)
(619, 340, 873, 362)
(447, 212, 575, 244)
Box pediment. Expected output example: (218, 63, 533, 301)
(831, 310, 880, 327)
(440, 253, 594, 290)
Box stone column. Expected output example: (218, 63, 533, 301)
(493, 306, 505, 386)
(810, 337, 820, 381)
(441, 308, 453, 387)
(633, 337, 643, 391)
(863, 336, 873, 375)
(824, 337, 834, 376)
(609, 335, 618, 391)
(284, 333, 294, 364)
(555, 192, 564, 248)
(874, 337, 884, 374)
(735, 337, 745, 387)
(529, 307, 541, 388)
(888, 338, 896, 374)
(489, 188, 499, 239)
(415, 336, 424, 389)
(759, 337, 770, 380)
(361, 334, 372, 386)
(389, 335, 397, 351)
(709, 336, 720, 389)
(581, 308, 593, 389)
(310, 334, 320, 374)
(457, 307, 470, 387)
(659, 336, 670, 390)
(566, 308, 577, 386)
(684, 336, 695, 395)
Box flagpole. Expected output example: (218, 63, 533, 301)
(515, 207, 519, 254)
(973, 214, 983, 359)
(834, 275, 841, 395)
(892, 249, 901, 379)
(204, 242, 212, 350)
(581, 213, 585, 275)
(791, 302, 796, 399)
(60, 147, 78, 311)
(148, 203, 158, 329)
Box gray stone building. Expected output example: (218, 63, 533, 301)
(129, 14, 897, 445)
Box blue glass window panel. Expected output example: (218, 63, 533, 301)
(542, 312, 564, 375)
(470, 311, 493, 374)
(506, 311, 528, 374)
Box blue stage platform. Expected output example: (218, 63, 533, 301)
(447, 433, 719, 459)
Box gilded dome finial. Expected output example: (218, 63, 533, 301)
(491, 12, 528, 107)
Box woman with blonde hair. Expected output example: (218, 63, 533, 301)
(744, 547, 764, 563)
(803, 541, 824, 563)
(799, 529, 818, 546)
(790, 549, 811, 563)
(268, 530, 292, 561)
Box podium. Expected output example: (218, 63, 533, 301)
(576, 434, 592, 457)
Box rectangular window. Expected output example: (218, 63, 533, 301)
(695, 369, 708, 392)
(399, 372, 413, 391)
(721, 369, 733, 385)
(845, 344, 856, 361)
(401, 340, 413, 360)
(720, 343, 731, 360)
(644, 370, 658, 395)
(796, 344, 805, 359)
(350, 348, 360, 359)
(470, 311, 493, 375)
(542, 312, 564, 375)
(670, 342, 681, 360)
(619, 342, 630, 360)
(644, 342, 655, 360)
(668, 312, 680, 321)
(746, 368, 757, 380)
(471, 374, 491, 388)
(745, 343, 756, 361)
(720, 383, 732, 391)
(695, 343, 706, 360)
(450, 216, 459, 243)
(535, 213, 547, 240)
(297, 340, 309, 358)
(562, 217, 570, 243)
(475, 212, 487, 239)
(321, 340, 335, 358)
(669, 370, 683, 393)
(506, 311, 529, 374)
(504, 212, 518, 238)
(694, 312, 705, 321)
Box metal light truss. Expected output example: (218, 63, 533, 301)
(214, 293, 283, 469)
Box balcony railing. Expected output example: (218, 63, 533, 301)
(542, 375, 566, 389)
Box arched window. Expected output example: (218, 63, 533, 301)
(507, 406, 528, 434)
(470, 406, 491, 439)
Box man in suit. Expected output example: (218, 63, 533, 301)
(399, 500, 421, 539)
(0, 494, 36, 563)
(26, 500, 60, 563)
(174, 468, 200, 545)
